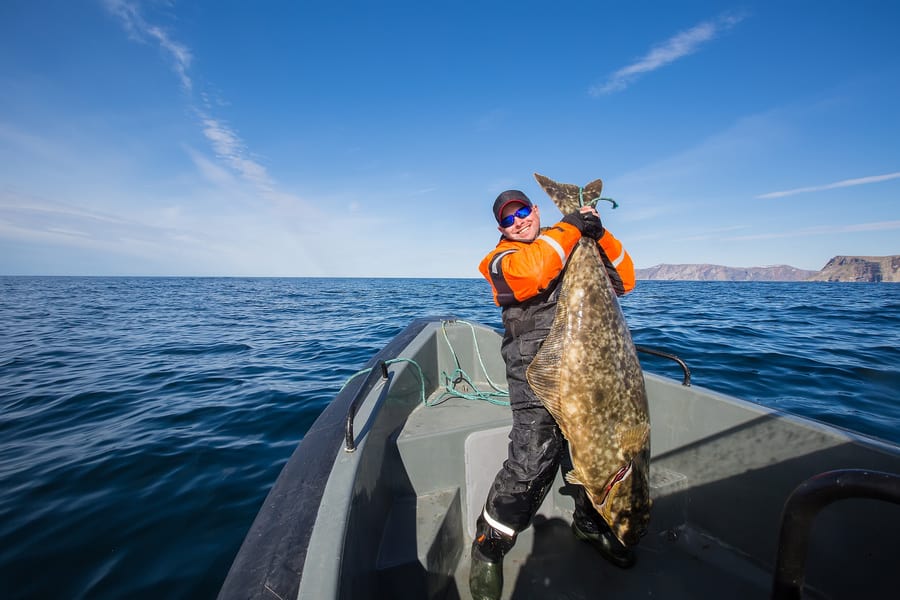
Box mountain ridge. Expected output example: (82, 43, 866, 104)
(635, 255, 900, 282)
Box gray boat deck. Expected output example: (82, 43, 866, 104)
(392, 391, 778, 600)
(453, 517, 770, 600)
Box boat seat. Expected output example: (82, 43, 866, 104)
(396, 395, 511, 498)
(375, 487, 462, 600)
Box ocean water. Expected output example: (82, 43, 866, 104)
(1, 277, 898, 599)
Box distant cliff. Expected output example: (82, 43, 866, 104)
(636, 255, 900, 282)
(635, 263, 816, 281)
(806, 255, 900, 282)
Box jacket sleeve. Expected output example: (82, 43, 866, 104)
(478, 223, 582, 306)
(597, 229, 636, 296)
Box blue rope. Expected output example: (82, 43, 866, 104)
(338, 320, 510, 407)
(435, 320, 509, 406)
(578, 187, 619, 209)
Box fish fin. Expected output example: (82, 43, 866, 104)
(580, 178, 604, 205)
(599, 496, 614, 526)
(617, 423, 650, 456)
(527, 347, 563, 422)
(565, 469, 586, 486)
(533, 173, 582, 215)
(526, 299, 568, 422)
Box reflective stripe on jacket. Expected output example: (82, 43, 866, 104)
(478, 223, 636, 307)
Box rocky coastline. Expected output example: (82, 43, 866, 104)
(635, 255, 899, 282)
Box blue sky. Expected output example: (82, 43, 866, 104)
(1, 1, 898, 277)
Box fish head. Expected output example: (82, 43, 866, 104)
(596, 459, 651, 546)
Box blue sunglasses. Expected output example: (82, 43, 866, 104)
(499, 205, 533, 228)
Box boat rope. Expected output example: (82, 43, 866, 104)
(578, 186, 618, 210)
(337, 320, 510, 408)
(433, 320, 509, 406)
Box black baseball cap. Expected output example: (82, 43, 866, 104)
(492, 190, 533, 223)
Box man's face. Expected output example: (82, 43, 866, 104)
(498, 202, 541, 242)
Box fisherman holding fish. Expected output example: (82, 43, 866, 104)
(472, 182, 638, 599)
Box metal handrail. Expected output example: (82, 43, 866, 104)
(344, 360, 389, 452)
(771, 469, 900, 600)
(635, 345, 692, 386)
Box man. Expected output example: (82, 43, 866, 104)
(471, 188, 636, 599)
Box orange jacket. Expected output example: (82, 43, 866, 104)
(479, 222, 635, 307)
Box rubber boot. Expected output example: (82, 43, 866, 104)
(469, 545, 503, 600)
(572, 520, 636, 569)
(469, 516, 515, 600)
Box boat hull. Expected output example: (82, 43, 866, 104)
(220, 318, 900, 600)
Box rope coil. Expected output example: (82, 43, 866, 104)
(338, 320, 510, 407)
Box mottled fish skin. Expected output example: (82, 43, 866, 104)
(527, 173, 651, 547)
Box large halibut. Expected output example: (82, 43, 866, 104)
(526, 173, 651, 546)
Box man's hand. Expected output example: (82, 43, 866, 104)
(562, 207, 605, 240)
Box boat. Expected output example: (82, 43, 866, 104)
(219, 317, 900, 599)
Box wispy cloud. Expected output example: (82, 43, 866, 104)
(104, 0, 193, 91)
(199, 115, 275, 192)
(1, 188, 296, 275)
(729, 220, 900, 241)
(756, 171, 900, 199)
(590, 12, 746, 96)
(0, 188, 177, 252)
(1, 189, 132, 226)
(104, 0, 282, 199)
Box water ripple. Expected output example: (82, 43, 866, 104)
(0, 277, 897, 598)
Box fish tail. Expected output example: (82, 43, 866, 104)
(533, 173, 604, 214)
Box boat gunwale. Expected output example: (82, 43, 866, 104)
(217, 316, 451, 600)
